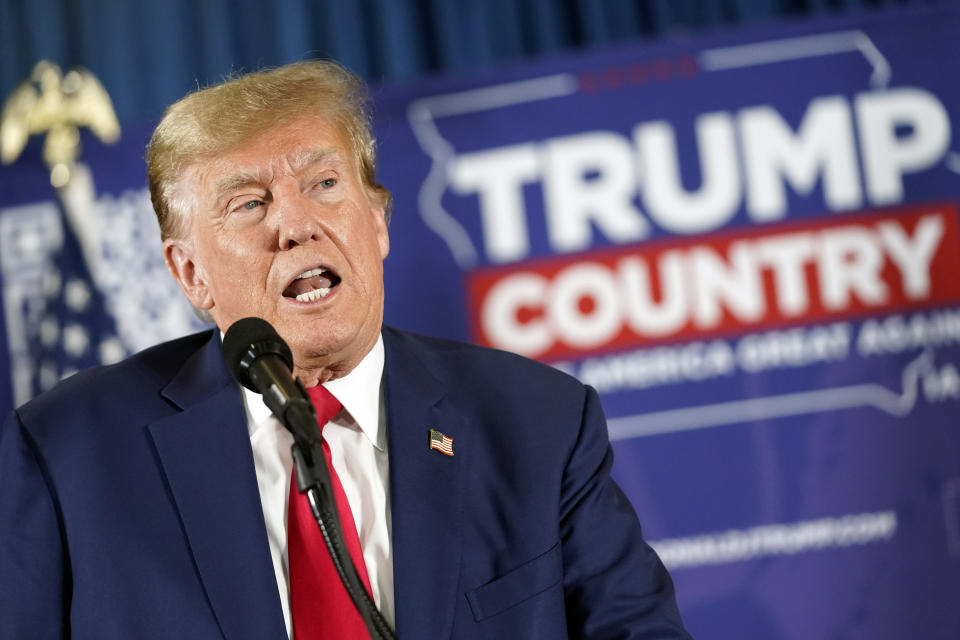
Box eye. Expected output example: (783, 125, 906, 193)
(231, 199, 263, 213)
(318, 177, 337, 189)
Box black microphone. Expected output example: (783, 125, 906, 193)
(221, 317, 318, 446)
(222, 317, 398, 640)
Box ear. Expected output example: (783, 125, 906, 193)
(370, 204, 390, 260)
(164, 238, 214, 311)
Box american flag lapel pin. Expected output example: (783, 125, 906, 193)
(428, 429, 454, 456)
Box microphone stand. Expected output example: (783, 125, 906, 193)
(282, 385, 398, 640)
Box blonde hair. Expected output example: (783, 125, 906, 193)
(146, 60, 392, 240)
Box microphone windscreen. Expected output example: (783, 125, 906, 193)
(222, 317, 293, 390)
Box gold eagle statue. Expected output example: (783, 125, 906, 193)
(1, 61, 120, 187)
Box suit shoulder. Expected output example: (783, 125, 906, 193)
(383, 326, 584, 394)
(15, 330, 215, 427)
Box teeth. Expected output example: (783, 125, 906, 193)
(295, 287, 331, 303)
(296, 267, 326, 280)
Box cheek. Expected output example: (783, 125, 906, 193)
(209, 230, 271, 271)
(204, 245, 268, 294)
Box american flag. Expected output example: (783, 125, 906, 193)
(429, 429, 454, 456)
(25, 201, 127, 398)
(0, 197, 128, 409)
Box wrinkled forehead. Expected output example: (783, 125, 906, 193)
(203, 147, 341, 196)
(183, 116, 356, 201)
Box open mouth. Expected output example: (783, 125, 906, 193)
(282, 267, 342, 303)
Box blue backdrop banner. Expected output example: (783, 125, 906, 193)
(372, 6, 960, 638)
(1, 4, 958, 638)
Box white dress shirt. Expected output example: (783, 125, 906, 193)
(239, 335, 394, 638)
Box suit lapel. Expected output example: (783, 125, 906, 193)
(384, 328, 465, 640)
(148, 333, 286, 640)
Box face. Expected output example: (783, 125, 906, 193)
(164, 115, 390, 382)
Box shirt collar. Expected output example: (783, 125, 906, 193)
(238, 334, 386, 450)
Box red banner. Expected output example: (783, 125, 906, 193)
(467, 202, 960, 361)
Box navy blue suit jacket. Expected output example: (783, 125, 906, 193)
(0, 326, 690, 639)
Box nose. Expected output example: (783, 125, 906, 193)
(273, 185, 322, 250)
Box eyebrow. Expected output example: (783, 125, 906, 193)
(291, 147, 338, 172)
(212, 147, 338, 201)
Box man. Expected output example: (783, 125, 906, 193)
(0, 61, 691, 639)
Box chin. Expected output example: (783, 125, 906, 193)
(288, 324, 348, 356)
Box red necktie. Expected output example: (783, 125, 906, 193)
(288, 385, 373, 639)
